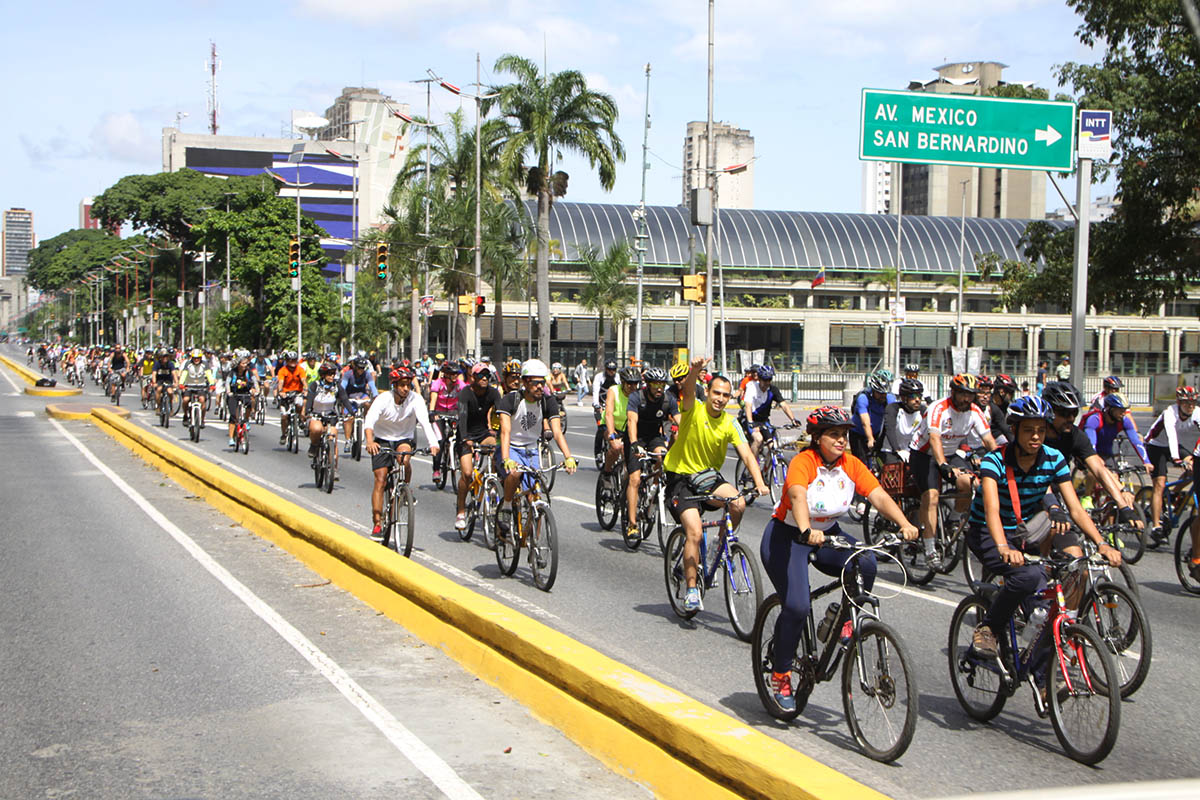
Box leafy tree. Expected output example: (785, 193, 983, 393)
(482, 199, 530, 364)
(490, 55, 625, 360)
(577, 242, 634, 364)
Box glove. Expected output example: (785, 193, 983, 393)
(1117, 505, 1138, 524)
(503, 459, 518, 473)
(937, 461, 955, 481)
(1048, 506, 1070, 524)
(898, 449, 910, 463)
(564, 457, 577, 471)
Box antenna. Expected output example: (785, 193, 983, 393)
(206, 41, 220, 135)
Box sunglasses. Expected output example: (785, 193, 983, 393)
(526, 379, 546, 387)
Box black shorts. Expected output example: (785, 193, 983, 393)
(629, 436, 668, 471)
(665, 470, 732, 523)
(371, 438, 415, 471)
(457, 433, 496, 458)
(849, 430, 872, 463)
(909, 450, 970, 492)
(155, 374, 175, 386)
(227, 393, 252, 420)
(1146, 443, 1173, 478)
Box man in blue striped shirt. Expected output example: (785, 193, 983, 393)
(966, 396, 1120, 657)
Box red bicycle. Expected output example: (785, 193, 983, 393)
(231, 393, 252, 454)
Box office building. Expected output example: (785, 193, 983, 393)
(861, 161, 893, 214)
(682, 121, 754, 210)
(2, 208, 34, 276)
(79, 197, 103, 230)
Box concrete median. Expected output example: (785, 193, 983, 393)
(0, 353, 44, 384)
(87, 405, 889, 800)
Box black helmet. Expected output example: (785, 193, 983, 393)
(1042, 381, 1081, 412)
(605, 359, 618, 371)
(619, 366, 641, 384)
(898, 378, 923, 397)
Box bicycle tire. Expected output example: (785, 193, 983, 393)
(1174, 514, 1200, 594)
(765, 449, 783, 506)
(664, 527, 701, 620)
(481, 476, 501, 551)
(539, 439, 558, 492)
(750, 594, 809, 720)
(1097, 499, 1146, 564)
(594, 471, 619, 530)
(947, 594, 1008, 722)
(321, 440, 334, 492)
(352, 437, 362, 462)
(637, 481, 660, 548)
(433, 451, 448, 489)
(495, 505, 520, 575)
(904, 541, 936, 586)
(1080, 580, 1151, 698)
(1048, 622, 1121, 765)
(843, 619, 918, 763)
(461, 494, 477, 542)
(242, 428, 251, 455)
(936, 504, 966, 574)
(724, 541, 763, 642)
(1134, 486, 1157, 546)
(528, 504, 559, 591)
(621, 504, 643, 551)
(390, 485, 415, 557)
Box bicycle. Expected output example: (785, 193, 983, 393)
(280, 394, 302, 454)
(376, 446, 430, 558)
(622, 449, 667, 551)
(862, 458, 936, 586)
(664, 489, 763, 641)
(254, 392, 267, 425)
(156, 386, 174, 429)
(1136, 470, 1194, 552)
(310, 411, 339, 493)
(1073, 539, 1152, 698)
(735, 422, 801, 505)
(107, 371, 125, 407)
(594, 447, 626, 531)
(432, 413, 458, 490)
(537, 429, 561, 492)
(181, 386, 208, 443)
(751, 532, 917, 762)
(1072, 458, 1149, 563)
(459, 443, 502, 550)
(231, 394, 253, 454)
(496, 463, 564, 591)
(947, 551, 1121, 765)
(347, 402, 368, 462)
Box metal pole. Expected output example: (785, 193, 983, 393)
(1070, 157, 1092, 381)
(893, 162, 903, 376)
(296, 160, 303, 355)
(473, 52, 483, 358)
(704, 0, 715, 361)
(201, 246, 207, 345)
(956, 178, 968, 348)
(423, 80, 432, 356)
(634, 63, 651, 363)
(225, 196, 232, 315)
(350, 121, 358, 355)
(717, 193, 727, 375)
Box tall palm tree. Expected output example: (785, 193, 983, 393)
(490, 55, 625, 361)
(577, 242, 635, 365)
(482, 199, 530, 364)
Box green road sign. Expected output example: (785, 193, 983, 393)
(860, 88, 1076, 172)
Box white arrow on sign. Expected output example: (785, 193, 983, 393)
(1034, 125, 1062, 147)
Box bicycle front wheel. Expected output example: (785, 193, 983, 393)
(947, 594, 1007, 722)
(1048, 622, 1121, 765)
(495, 505, 520, 576)
(723, 542, 763, 642)
(528, 505, 559, 592)
(481, 476, 501, 551)
(1174, 516, 1200, 594)
(389, 485, 415, 557)
(842, 620, 918, 763)
(539, 439, 558, 492)
(1080, 581, 1151, 698)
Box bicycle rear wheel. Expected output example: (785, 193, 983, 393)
(843, 620, 918, 763)
(352, 434, 362, 462)
(947, 595, 1007, 722)
(539, 439, 558, 492)
(750, 594, 808, 720)
(242, 427, 251, 455)
(664, 527, 701, 620)
(321, 441, 333, 492)
(723, 541, 763, 642)
(528, 504, 559, 592)
(594, 471, 619, 530)
(935, 505, 965, 574)
(1048, 622, 1121, 765)
(481, 476, 501, 551)
(1097, 500, 1146, 564)
(1174, 515, 1200, 594)
(1080, 581, 1151, 698)
(389, 485, 415, 557)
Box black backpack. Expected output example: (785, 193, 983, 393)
(35, 378, 57, 387)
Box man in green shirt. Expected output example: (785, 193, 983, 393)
(664, 356, 768, 611)
(602, 366, 641, 474)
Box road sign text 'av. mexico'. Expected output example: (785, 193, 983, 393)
(860, 88, 1076, 172)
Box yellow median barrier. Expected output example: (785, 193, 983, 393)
(46, 403, 129, 420)
(0, 353, 43, 384)
(87, 406, 890, 800)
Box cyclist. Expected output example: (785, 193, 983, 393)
(1089, 375, 1124, 410)
(965, 396, 1120, 658)
(180, 349, 214, 426)
(736, 364, 759, 404)
(150, 347, 179, 412)
(302, 352, 320, 384)
(592, 359, 619, 459)
(105, 345, 129, 397)
(302, 361, 349, 469)
(1145, 385, 1200, 538)
(428, 361, 466, 482)
(1081, 393, 1151, 475)
(548, 361, 571, 396)
(909, 373, 997, 570)
(275, 351, 308, 445)
(623, 366, 681, 540)
(253, 350, 274, 407)
(741, 364, 798, 463)
(667, 361, 705, 404)
(849, 369, 895, 463)
(602, 366, 641, 475)
(454, 363, 502, 531)
(881, 378, 925, 464)
(663, 356, 769, 612)
(760, 406, 918, 711)
(988, 373, 1018, 445)
(500, 358, 523, 395)
(340, 356, 379, 454)
(497, 359, 578, 535)
(225, 355, 259, 447)
(364, 367, 441, 540)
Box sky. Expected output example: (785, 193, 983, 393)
(1, 0, 1108, 243)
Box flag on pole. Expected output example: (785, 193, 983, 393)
(811, 266, 826, 288)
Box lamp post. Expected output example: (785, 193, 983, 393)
(956, 178, 970, 349)
(704, 0, 715, 362)
(325, 118, 366, 355)
(633, 63, 651, 364)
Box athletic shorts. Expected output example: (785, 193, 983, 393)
(1146, 443, 1173, 478)
(629, 436, 668, 471)
(665, 470, 732, 523)
(371, 438, 414, 472)
(909, 449, 970, 493)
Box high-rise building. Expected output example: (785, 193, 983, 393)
(874, 62, 1046, 220)
(682, 121, 755, 210)
(861, 161, 893, 214)
(2, 208, 34, 277)
(79, 197, 102, 230)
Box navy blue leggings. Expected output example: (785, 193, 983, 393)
(760, 518, 876, 674)
(967, 526, 1047, 634)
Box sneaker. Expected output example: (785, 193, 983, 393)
(1190, 560, 1200, 583)
(497, 508, 513, 535)
(432, 469, 442, 483)
(683, 587, 702, 612)
(626, 521, 640, 540)
(343, 441, 352, 454)
(972, 624, 999, 658)
(228, 437, 236, 447)
(1150, 525, 1165, 545)
(369, 524, 383, 542)
(279, 433, 287, 445)
(927, 548, 943, 571)
(454, 512, 468, 531)
(771, 671, 796, 712)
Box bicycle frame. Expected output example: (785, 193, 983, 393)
(800, 540, 888, 685)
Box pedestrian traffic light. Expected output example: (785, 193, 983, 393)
(681, 273, 706, 302)
(289, 237, 300, 278)
(457, 294, 474, 314)
(475, 295, 485, 315)
(376, 242, 389, 280)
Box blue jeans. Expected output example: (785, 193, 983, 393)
(760, 519, 876, 674)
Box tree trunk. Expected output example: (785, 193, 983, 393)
(491, 278, 505, 365)
(596, 309, 605, 366)
(410, 283, 420, 362)
(536, 187, 552, 361)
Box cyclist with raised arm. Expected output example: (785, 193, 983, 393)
(760, 406, 918, 711)
(965, 396, 1120, 658)
(364, 367, 441, 540)
(340, 356, 379, 454)
(850, 369, 895, 464)
(602, 366, 641, 475)
(663, 357, 769, 612)
(454, 363, 502, 531)
(1145, 385, 1200, 539)
(741, 364, 798, 462)
(881, 378, 925, 464)
(623, 366, 681, 541)
(225, 355, 259, 447)
(180, 349, 214, 426)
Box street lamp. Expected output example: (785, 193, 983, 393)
(956, 177, 970, 349)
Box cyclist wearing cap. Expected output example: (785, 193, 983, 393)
(663, 356, 768, 612)
(760, 405, 917, 711)
(1145, 385, 1200, 536)
(740, 364, 798, 462)
(1089, 375, 1125, 411)
(909, 373, 997, 570)
(622, 366, 680, 540)
(364, 367, 441, 540)
(850, 369, 895, 463)
(881, 378, 925, 464)
(497, 360, 577, 535)
(429, 361, 467, 483)
(454, 363, 502, 531)
(340, 356, 379, 454)
(965, 396, 1120, 659)
(275, 352, 307, 445)
(602, 366, 642, 475)
(181, 349, 215, 426)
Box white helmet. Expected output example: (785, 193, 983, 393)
(551, 361, 563, 372)
(521, 358, 550, 378)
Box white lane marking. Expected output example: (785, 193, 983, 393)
(17, 411, 35, 418)
(875, 580, 961, 609)
(0, 365, 22, 392)
(50, 417, 486, 800)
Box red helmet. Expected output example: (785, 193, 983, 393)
(1177, 385, 1198, 402)
(993, 373, 1017, 392)
(805, 406, 852, 436)
(390, 367, 414, 384)
(975, 374, 993, 391)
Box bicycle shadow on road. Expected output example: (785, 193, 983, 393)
(631, 602, 744, 642)
(594, 537, 663, 558)
(919, 678, 1072, 760)
(716, 691, 870, 758)
(1136, 579, 1195, 598)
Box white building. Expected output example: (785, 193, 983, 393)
(682, 121, 755, 210)
(861, 161, 893, 214)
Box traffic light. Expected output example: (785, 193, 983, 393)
(457, 294, 474, 314)
(289, 237, 300, 278)
(376, 242, 389, 280)
(475, 295, 485, 315)
(681, 273, 707, 302)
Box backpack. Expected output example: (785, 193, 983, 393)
(35, 378, 57, 387)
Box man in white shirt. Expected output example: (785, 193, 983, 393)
(364, 366, 440, 540)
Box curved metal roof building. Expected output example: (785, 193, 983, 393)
(527, 201, 1065, 274)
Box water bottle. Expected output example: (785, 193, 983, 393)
(1020, 606, 1049, 662)
(816, 601, 841, 643)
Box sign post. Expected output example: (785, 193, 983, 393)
(1070, 110, 1113, 379)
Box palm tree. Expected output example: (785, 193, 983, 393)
(577, 242, 635, 365)
(490, 55, 625, 361)
(482, 199, 530, 364)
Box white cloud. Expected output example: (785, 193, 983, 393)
(295, 0, 490, 27)
(90, 112, 158, 163)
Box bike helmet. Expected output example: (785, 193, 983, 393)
(1102, 393, 1129, 412)
(949, 373, 979, 394)
(643, 366, 669, 384)
(898, 378, 924, 397)
(390, 366, 414, 383)
(604, 359, 618, 371)
(993, 373, 1017, 392)
(1103, 375, 1124, 392)
(521, 358, 550, 379)
(285, 351, 298, 360)
(670, 362, 689, 380)
(1005, 395, 1053, 427)
(866, 370, 890, 394)
(1042, 381, 1081, 412)
(747, 363, 761, 374)
(318, 361, 337, 378)
(903, 363, 920, 375)
(551, 362, 563, 372)
(442, 361, 462, 373)
(805, 406, 853, 436)
(619, 366, 642, 384)
(189, 348, 203, 359)
(757, 364, 776, 381)
(155, 347, 167, 358)
(1177, 385, 1198, 402)
(503, 358, 523, 376)
(351, 356, 368, 369)
(975, 374, 993, 392)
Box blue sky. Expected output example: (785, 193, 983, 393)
(2, 0, 1106, 241)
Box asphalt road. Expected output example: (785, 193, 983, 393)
(17, 353, 1200, 799)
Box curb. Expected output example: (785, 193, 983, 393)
(85, 406, 889, 800)
(46, 403, 130, 420)
(25, 385, 83, 397)
(0, 353, 43, 385)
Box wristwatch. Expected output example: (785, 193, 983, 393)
(609, 432, 619, 441)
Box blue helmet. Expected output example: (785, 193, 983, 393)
(866, 370, 891, 394)
(757, 364, 775, 381)
(1006, 395, 1053, 428)
(1102, 393, 1129, 412)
